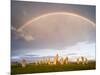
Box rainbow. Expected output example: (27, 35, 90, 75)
(17, 12, 96, 32)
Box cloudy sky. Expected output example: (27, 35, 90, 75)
(11, 1, 96, 60)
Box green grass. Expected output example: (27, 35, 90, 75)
(11, 61, 96, 75)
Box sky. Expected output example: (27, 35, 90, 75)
(11, 0, 96, 60)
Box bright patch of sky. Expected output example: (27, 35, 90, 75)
(12, 41, 95, 61)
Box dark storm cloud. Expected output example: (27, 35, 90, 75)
(11, 1, 96, 28)
(11, 1, 96, 56)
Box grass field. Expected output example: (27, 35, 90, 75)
(11, 61, 96, 75)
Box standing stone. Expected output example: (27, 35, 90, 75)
(77, 56, 88, 64)
(47, 58, 51, 64)
(21, 59, 27, 68)
(60, 57, 64, 65)
(54, 54, 59, 65)
(65, 57, 68, 64)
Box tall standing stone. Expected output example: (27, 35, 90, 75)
(54, 54, 59, 65)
